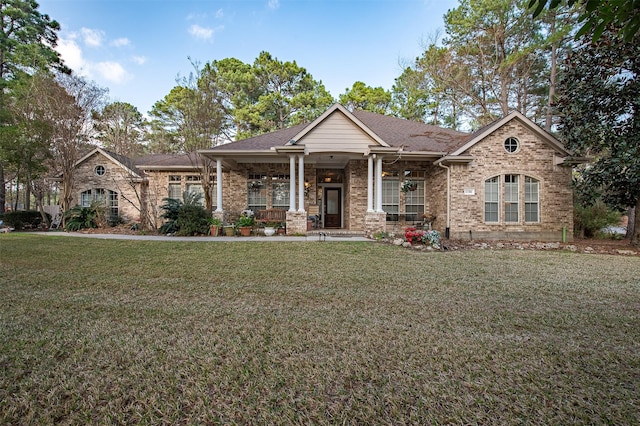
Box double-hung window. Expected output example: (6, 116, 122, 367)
(404, 180, 425, 222)
(525, 177, 539, 222)
(504, 175, 519, 223)
(382, 179, 400, 221)
(484, 177, 499, 222)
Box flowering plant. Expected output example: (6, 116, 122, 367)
(404, 227, 441, 249)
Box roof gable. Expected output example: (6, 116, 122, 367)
(75, 147, 143, 178)
(449, 111, 570, 156)
(290, 103, 388, 151)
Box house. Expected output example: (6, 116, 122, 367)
(68, 103, 575, 240)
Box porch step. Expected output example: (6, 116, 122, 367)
(307, 230, 366, 238)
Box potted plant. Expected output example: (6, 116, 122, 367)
(236, 212, 255, 236)
(207, 217, 222, 236)
(401, 180, 418, 193)
(263, 221, 280, 237)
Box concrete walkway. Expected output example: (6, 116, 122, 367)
(31, 231, 372, 242)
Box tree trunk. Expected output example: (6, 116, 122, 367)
(0, 164, 4, 213)
(545, 11, 557, 132)
(626, 207, 635, 239)
(631, 202, 639, 247)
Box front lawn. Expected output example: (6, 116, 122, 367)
(1, 235, 638, 424)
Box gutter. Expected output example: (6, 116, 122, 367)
(437, 161, 451, 239)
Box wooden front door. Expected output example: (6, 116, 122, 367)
(324, 188, 341, 228)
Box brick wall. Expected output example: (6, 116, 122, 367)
(448, 120, 573, 241)
(73, 153, 144, 224)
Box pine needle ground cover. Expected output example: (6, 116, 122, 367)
(1, 234, 638, 424)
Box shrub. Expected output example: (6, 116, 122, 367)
(175, 204, 210, 236)
(64, 204, 102, 231)
(159, 191, 209, 235)
(0, 210, 50, 230)
(574, 199, 621, 238)
(404, 227, 441, 248)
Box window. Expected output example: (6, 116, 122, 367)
(405, 180, 425, 222)
(94, 165, 105, 176)
(504, 137, 519, 153)
(185, 183, 204, 206)
(272, 182, 290, 210)
(504, 175, 519, 222)
(525, 177, 539, 222)
(80, 188, 118, 217)
(168, 175, 181, 200)
(485, 175, 540, 224)
(484, 177, 499, 222)
(382, 179, 399, 221)
(247, 173, 267, 213)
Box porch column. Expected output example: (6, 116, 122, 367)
(289, 155, 296, 212)
(375, 155, 383, 212)
(367, 155, 374, 212)
(215, 158, 223, 212)
(298, 154, 305, 212)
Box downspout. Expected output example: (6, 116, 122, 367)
(437, 161, 451, 239)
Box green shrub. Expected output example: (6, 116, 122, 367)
(175, 204, 210, 236)
(574, 199, 621, 238)
(159, 191, 209, 235)
(64, 204, 102, 231)
(0, 210, 50, 230)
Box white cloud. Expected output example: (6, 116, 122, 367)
(56, 37, 86, 72)
(55, 35, 131, 84)
(110, 37, 130, 47)
(132, 55, 147, 65)
(80, 27, 104, 47)
(94, 61, 130, 84)
(189, 24, 214, 40)
(268, 0, 280, 10)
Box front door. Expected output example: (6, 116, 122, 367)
(324, 188, 341, 228)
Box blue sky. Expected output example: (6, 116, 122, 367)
(38, 0, 458, 115)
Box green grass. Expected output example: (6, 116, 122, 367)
(1, 234, 639, 424)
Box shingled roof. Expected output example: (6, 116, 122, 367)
(205, 105, 472, 154)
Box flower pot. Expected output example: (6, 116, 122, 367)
(239, 226, 252, 236)
(209, 225, 220, 236)
(264, 226, 275, 237)
(223, 225, 235, 236)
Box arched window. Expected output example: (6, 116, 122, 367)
(80, 188, 118, 218)
(484, 175, 540, 224)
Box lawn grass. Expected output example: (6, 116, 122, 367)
(1, 234, 639, 424)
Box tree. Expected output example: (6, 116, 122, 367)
(556, 28, 640, 246)
(93, 102, 145, 157)
(0, 0, 67, 213)
(235, 51, 333, 138)
(529, 0, 640, 41)
(149, 61, 226, 211)
(46, 73, 106, 218)
(339, 81, 391, 114)
(0, 72, 53, 212)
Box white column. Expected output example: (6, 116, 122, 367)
(367, 155, 374, 212)
(215, 158, 223, 212)
(298, 154, 305, 212)
(289, 155, 296, 212)
(375, 155, 383, 212)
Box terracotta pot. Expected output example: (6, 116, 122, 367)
(209, 225, 219, 236)
(239, 226, 252, 236)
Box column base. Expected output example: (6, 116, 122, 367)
(364, 211, 387, 238)
(286, 211, 308, 235)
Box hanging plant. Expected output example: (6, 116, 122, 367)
(248, 180, 264, 191)
(401, 180, 418, 193)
